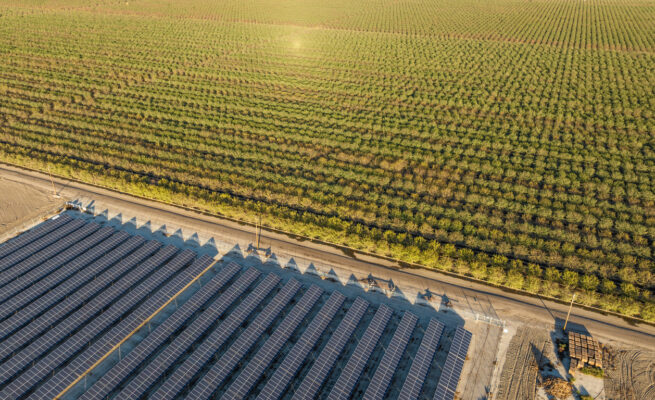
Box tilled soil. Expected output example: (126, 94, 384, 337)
(496, 327, 551, 400)
(604, 349, 655, 400)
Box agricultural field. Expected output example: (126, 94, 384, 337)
(0, 0, 654, 320)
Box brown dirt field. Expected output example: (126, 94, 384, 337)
(495, 326, 552, 400)
(604, 348, 655, 400)
(0, 177, 61, 237)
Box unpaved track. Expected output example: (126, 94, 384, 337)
(1, 163, 655, 349)
(605, 349, 655, 400)
(496, 327, 550, 400)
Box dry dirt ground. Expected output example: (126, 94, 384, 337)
(460, 322, 503, 400)
(604, 348, 655, 400)
(0, 177, 61, 238)
(495, 326, 554, 400)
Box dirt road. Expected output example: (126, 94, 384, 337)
(1, 162, 654, 348)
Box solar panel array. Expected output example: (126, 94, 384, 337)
(433, 327, 473, 400)
(363, 311, 418, 400)
(0, 213, 473, 400)
(327, 304, 393, 400)
(398, 319, 445, 400)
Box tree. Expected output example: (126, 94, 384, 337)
(580, 274, 599, 291)
(562, 270, 579, 288)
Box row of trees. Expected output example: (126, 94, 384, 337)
(0, 4, 652, 319)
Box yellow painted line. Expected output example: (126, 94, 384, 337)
(54, 257, 220, 399)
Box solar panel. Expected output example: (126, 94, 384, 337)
(0, 217, 84, 274)
(0, 225, 114, 305)
(118, 268, 266, 399)
(31, 250, 201, 399)
(79, 262, 242, 400)
(0, 230, 129, 323)
(432, 327, 472, 400)
(363, 311, 418, 400)
(0, 237, 153, 346)
(0, 218, 88, 284)
(327, 304, 393, 400)
(186, 279, 302, 399)
(224, 285, 323, 400)
(0, 245, 178, 394)
(398, 319, 444, 400)
(0, 214, 71, 259)
(291, 297, 369, 400)
(256, 290, 345, 400)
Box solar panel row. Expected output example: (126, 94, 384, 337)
(79, 262, 242, 400)
(0, 216, 469, 400)
(364, 311, 418, 400)
(187, 279, 303, 399)
(257, 290, 346, 400)
(0, 217, 84, 274)
(150, 272, 281, 400)
(0, 231, 130, 323)
(120, 268, 263, 399)
(0, 214, 71, 259)
(0, 245, 178, 395)
(291, 297, 369, 400)
(327, 304, 393, 400)
(225, 285, 323, 400)
(398, 319, 445, 400)
(33, 251, 202, 399)
(0, 225, 114, 305)
(433, 327, 472, 400)
(0, 237, 155, 352)
(0, 218, 89, 285)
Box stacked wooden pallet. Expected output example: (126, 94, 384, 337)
(568, 331, 603, 369)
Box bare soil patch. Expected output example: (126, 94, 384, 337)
(604, 348, 655, 400)
(0, 177, 60, 236)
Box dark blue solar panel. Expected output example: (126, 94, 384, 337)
(0, 245, 179, 397)
(398, 319, 444, 400)
(327, 304, 393, 400)
(0, 219, 84, 276)
(363, 311, 418, 400)
(79, 262, 242, 400)
(0, 225, 113, 305)
(0, 214, 71, 259)
(32, 251, 200, 399)
(224, 285, 323, 399)
(0, 220, 89, 287)
(432, 327, 472, 400)
(119, 268, 267, 399)
(256, 290, 345, 400)
(0, 237, 152, 346)
(185, 279, 302, 399)
(291, 297, 369, 400)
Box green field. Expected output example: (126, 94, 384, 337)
(0, 0, 653, 319)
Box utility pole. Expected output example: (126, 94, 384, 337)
(255, 213, 262, 250)
(47, 165, 60, 198)
(563, 293, 577, 332)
